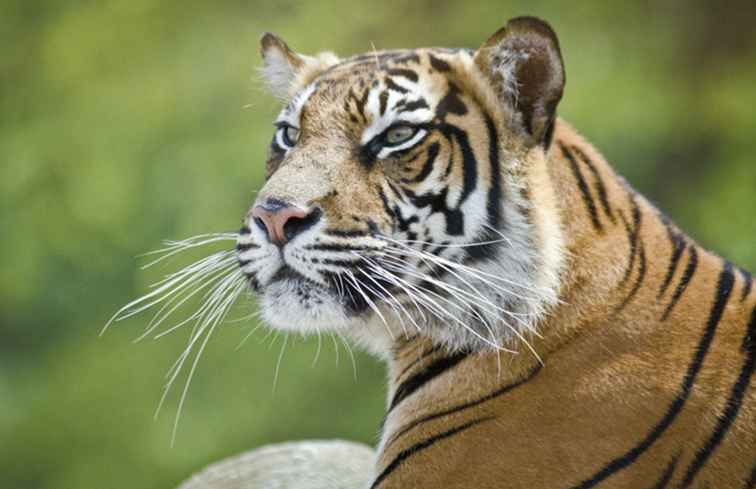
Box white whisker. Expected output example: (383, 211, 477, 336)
(330, 333, 340, 367)
(354, 254, 424, 332)
(378, 235, 550, 296)
(356, 267, 410, 337)
(312, 328, 323, 367)
(336, 332, 358, 381)
(235, 322, 263, 351)
(163, 274, 246, 446)
(378, 257, 535, 356)
(272, 334, 289, 393)
(140, 234, 238, 269)
(136, 262, 239, 342)
(102, 251, 236, 334)
(343, 270, 394, 341)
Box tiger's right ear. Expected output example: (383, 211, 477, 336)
(259, 33, 338, 100)
(259, 33, 307, 99)
(474, 17, 565, 147)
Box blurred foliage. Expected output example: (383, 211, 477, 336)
(1, 1, 755, 488)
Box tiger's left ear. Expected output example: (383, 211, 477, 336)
(474, 17, 565, 147)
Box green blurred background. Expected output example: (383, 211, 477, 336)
(2, 1, 755, 488)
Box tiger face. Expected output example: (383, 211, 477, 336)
(237, 19, 568, 354)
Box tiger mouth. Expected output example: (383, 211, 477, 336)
(262, 262, 377, 316)
(269, 265, 310, 284)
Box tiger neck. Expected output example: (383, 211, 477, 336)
(376, 119, 754, 488)
(381, 117, 686, 409)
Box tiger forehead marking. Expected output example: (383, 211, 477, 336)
(279, 49, 473, 158)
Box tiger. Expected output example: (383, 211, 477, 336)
(233, 16, 756, 489)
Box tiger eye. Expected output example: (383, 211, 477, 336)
(284, 126, 300, 145)
(385, 125, 416, 145)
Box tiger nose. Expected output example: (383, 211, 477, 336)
(250, 200, 322, 245)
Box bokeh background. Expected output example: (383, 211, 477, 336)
(2, 1, 755, 488)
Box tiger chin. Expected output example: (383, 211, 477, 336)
(236, 17, 755, 489)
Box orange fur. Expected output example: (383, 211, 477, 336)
(250, 20, 755, 489)
(377, 120, 755, 488)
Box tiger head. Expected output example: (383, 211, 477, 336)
(237, 17, 567, 355)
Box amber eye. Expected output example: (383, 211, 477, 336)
(275, 124, 300, 150)
(283, 126, 300, 146)
(384, 125, 416, 145)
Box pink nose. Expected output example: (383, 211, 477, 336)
(251, 203, 315, 245)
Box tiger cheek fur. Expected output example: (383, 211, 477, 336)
(238, 16, 755, 489)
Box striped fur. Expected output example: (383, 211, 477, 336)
(241, 17, 755, 489)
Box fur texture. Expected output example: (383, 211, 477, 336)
(239, 18, 755, 489)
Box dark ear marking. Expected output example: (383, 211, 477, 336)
(474, 17, 565, 146)
(260, 33, 304, 70)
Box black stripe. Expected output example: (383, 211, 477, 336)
(484, 114, 502, 229)
(386, 68, 418, 82)
(618, 196, 642, 287)
(650, 453, 680, 489)
(543, 117, 556, 149)
(239, 225, 251, 235)
(378, 90, 389, 116)
(235, 242, 259, 251)
(614, 240, 646, 314)
(571, 145, 615, 223)
(370, 416, 493, 489)
(741, 268, 753, 302)
(390, 336, 422, 359)
(661, 245, 698, 321)
(392, 53, 420, 65)
(679, 303, 756, 487)
(435, 83, 468, 119)
(318, 258, 359, 267)
(377, 188, 396, 226)
(324, 229, 368, 238)
(385, 180, 405, 202)
(745, 461, 756, 489)
(385, 77, 409, 94)
(443, 137, 455, 177)
(388, 350, 470, 413)
(385, 364, 541, 451)
(345, 51, 413, 65)
(571, 262, 735, 489)
(349, 88, 370, 123)
(304, 243, 368, 252)
(658, 220, 686, 299)
(405, 142, 439, 183)
(560, 142, 602, 232)
(396, 98, 429, 114)
(394, 344, 442, 382)
(428, 53, 451, 72)
(437, 124, 476, 207)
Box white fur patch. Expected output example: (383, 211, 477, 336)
(360, 78, 435, 145)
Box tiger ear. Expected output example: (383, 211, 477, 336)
(474, 17, 565, 147)
(259, 33, 339, 100)
(259, 33, 308, 99)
